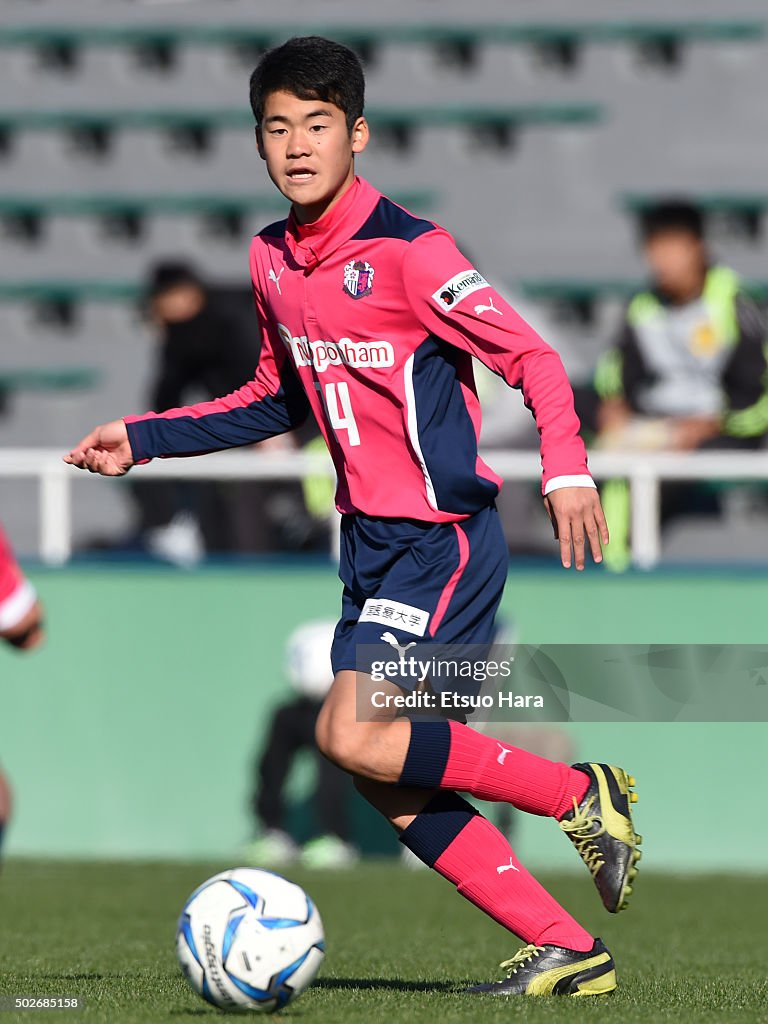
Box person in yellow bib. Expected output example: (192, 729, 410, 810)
(594, 200, 768, 569)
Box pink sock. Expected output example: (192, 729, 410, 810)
(401, 719, 589, 819)
(432, 814, 594, 950)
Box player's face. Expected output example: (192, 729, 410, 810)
(258, 90, 369, 224)
(644, 230, 706, 299)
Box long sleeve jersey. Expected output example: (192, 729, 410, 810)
(126, 177, 592, 523)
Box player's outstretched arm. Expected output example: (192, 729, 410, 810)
(64, 418, 134, 476)
(543, 486, 609, 570)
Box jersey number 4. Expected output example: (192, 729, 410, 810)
(321, 381, 360, 447)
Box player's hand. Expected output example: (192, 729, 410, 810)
(543, 486, 609, 570)
(63, 419, 134, 476)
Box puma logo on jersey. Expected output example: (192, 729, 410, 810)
(380, 632, 417, 662)
(496, 858, 520, 875)
(474, 295, 503, 317)
(497, 743, 514, 765)
(268, 267, 285, 295)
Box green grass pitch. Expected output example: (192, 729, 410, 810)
(0, 861, 766, 1023)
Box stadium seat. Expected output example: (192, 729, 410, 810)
(0, 366, 101, 393)
(0, 105, 603, 157)
(519, 277, 768, 322)
(0, 20, 762, 72)
(0, 191, 435, 241)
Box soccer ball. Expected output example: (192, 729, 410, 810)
(176, 868, 325, 1012)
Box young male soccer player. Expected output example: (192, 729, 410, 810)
(65, 36, 641, 997)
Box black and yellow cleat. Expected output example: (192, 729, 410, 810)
(559, 762, 642, 913)
(466, 938, 616, 997)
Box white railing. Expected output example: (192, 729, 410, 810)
(0, 447, 766, 567)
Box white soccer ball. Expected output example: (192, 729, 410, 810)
(176, 868, 325, 1012)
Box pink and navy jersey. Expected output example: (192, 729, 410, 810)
(0, 525, 36, 632)
(125, 177, 592, 523)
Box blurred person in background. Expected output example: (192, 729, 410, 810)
(246, 621, 360, 870)
(118, 262, 319, 562)
(0, 523, 45, 863)
(127, 261, 261, 562)
(593, 200, 768, 569)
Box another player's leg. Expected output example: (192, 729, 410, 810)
(351, 771, 616, 997)
(246, 700, 306, 865)
(0, 765, 11, 870)
(301, 752, 360, 869)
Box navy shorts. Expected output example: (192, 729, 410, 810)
(331, 504, 508, 694)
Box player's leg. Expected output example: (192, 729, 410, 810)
(318, 673, 641, 914)
(303, 708, 360, 868)
(350, 769, 614, 996)
(317, 674, 601, 962)
(0, 765, 11, 868)
(254, 701, 306, 828)
(328, 659, 600, 953)
(319, 506, 641, 914)
(316, 499, 592, 813)
(313, 754, 354, 842)
(319, 666, 617, 990)
(316, 672, 614, 930)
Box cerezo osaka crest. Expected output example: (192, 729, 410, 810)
(343, 259, 375, 300)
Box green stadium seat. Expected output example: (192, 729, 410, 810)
(0, 106, 602, 157)
(0, 281, 142, 303)
(518, 277, 768, 324)
(2, 277, 765, 315)
(0, 105, 601, 133)
(0, 281, 141, 327)
(519, 279, 639, 304)
(0, 190, 436, 241)
(0, 21, 762, 50)
(0, 191, 434, 218)
(0, 21, 760, 77)
(0, 367, 101, 392)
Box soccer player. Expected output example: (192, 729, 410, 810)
(65, 37, 641, 997)
(0, 523, 45, 862)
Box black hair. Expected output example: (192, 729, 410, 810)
(249, 36, 365, 133)
(640, 200, 704, 242)
(146, 261, 203, 297)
